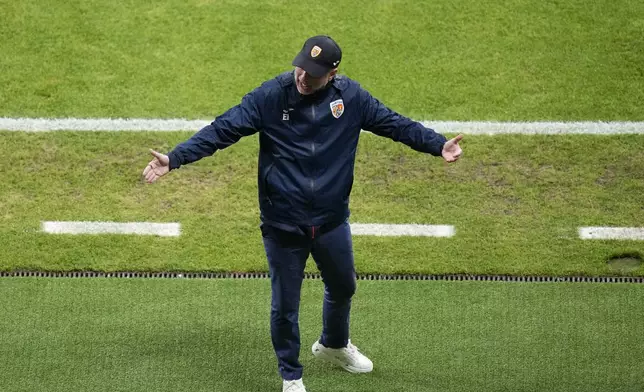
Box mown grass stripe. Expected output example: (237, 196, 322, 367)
(1, 270, 643, 284)
(2, 118, 644, 134)
(41, 221, 181, 237)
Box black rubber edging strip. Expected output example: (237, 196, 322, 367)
(0, 270, 643, 283)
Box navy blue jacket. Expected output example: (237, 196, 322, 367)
(168, 71, 447, 227)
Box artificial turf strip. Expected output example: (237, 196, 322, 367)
(1, 132, 643, 276)
(0, 278, 642, 392)
(1, 0, 643, 121)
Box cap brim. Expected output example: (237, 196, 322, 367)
(292, 52, 331, 78)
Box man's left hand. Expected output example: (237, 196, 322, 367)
(441, 134, 463, 163)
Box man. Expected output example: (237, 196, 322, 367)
(142, 35, 463, 392)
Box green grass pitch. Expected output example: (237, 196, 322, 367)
(1, 0, 643, 391)
(1, 278, 643, 392)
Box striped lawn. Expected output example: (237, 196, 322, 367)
(0, 278, 642, 392)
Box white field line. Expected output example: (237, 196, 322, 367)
(0, 118, 207, 132)
(420, 121, 644, 135)
(351, 224, 455, 237)
(40, 221, 452, 237)
(1, 117, 644, 134)
(579, 227, 644, 241)
(37, 222, 644, 239)
(41, 221, 181, 237)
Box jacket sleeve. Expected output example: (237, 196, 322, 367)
(359, 87, 447, 156)
(168, 90, 262, 170)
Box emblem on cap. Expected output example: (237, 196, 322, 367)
(330, 99, 344, 119)
(310, 45, 322, 58)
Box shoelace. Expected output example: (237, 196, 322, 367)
(345, 341, 361, 359)
(284, 381, 302, 392)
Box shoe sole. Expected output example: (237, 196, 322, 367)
(311, 343, 373, 374)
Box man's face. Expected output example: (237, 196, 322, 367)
(294, 67, 337, 95)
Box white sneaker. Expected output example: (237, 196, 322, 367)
(312, 340, 373, 373)
(283, 378, 306, 392)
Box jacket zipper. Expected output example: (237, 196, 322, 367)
(310, 104, 316, 226)
(310, 104, 316, 196)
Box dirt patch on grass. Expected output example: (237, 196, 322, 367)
(607, 253, 643, 273)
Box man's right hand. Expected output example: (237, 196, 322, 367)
(143, 149, 170, 184)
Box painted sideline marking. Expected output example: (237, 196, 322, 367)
(40, 221, 453, 237)
(1, 118, 207, 132)
(42, 221, 181, 237)
(1, 117, 643, 134)
(351, 224, 455, 237)
(579, 227, 644, 241)
(420, 121, 644, 135)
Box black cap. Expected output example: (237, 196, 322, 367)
(292, 35, 342, 78)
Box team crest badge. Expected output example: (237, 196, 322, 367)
(330, 99, 344, 119)
(310, 45, 322, 58)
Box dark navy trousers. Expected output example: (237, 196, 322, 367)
(261, 220, 357, 381)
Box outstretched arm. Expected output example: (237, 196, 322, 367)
(359, 87, 462, 162)
(167, 91, 262, 170)
(142, 90, 262, 183)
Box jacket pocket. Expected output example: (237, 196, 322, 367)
(344, 175, 354, 201)
(262, 163, 276, 206)
(343, 162, 355, 201)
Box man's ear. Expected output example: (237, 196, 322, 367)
(328, 68, 338, 81)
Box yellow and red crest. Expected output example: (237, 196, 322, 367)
(310, 45, 322, 58)
(330, 99, 344, 119)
